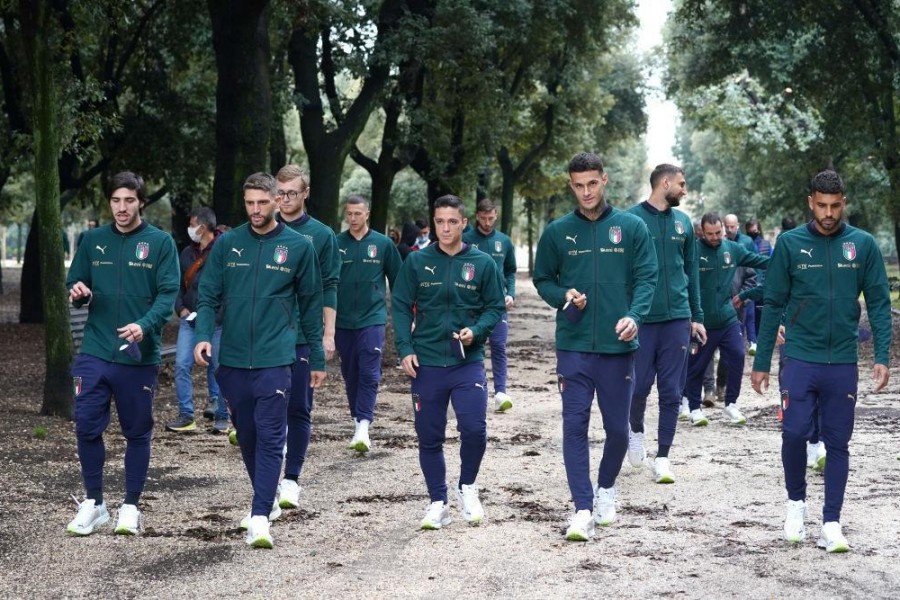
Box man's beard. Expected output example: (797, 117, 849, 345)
(665, 192, 681, 208)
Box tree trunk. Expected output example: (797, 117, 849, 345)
(525, 197, 534, 275)
(19, 211, 43, 323)
(21, 0, 74, 417)
(497, 148, 516, 234)
(208, 0, 272, 228)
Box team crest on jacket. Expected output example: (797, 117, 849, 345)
(274, 245, 289, 264)
(495, 240, 502, 253)
(609, 226, 622, 244)
(842, 242, 856, 261)
(674, 221, 685, 235)
(723, 251, 732, 265)
(461, 263, 475, 282)
(73, 376, 82, 397)
(135, 242, 149, 260)
(367, 244, 377, 258)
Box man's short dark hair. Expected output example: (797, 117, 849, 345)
(810, 170, 844, 195)
(191, 206, 217, 230)
(107, 171, 146, 202)
(243, 172, 276, 195)
(433, 194, 467, 218)
(700, 212, 722, 227)
(568, 152, 604, 175)
(345, 194, 370, 209)
(649, 164, 684, 189)
(781, 216, 797, 231)
(476, 199, 497, 213)
(414, 218, 429, 229)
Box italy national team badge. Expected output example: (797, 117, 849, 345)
(723, 251, 732, 265)
(842, 242, 856, 261)
(674, 221, 685, 235)
(609, 226, 622, 244)
(461, 263, 475, 282)
(135, 242, 149, 260)
(73, 376, 82, 397)
(274, 245, 288, 264)
(494, 240, 502, 253)
(367, 244, 377, 258)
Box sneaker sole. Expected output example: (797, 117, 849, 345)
(249, 536, 274, 549)
(420, 518, 451, 530)
(565, 529, 594, 541)
(166, 423, 197, 432)
(594, 515, 615, 526)
(814, 457, 826, 472)
(228, 431, 239, 446)
(351, 441, 370, 453)
(495, 400, 513, 413)
(727, 418, 747, 426)
(691, 419, 709, 427)
(784, 530, 806, 544)
(678, 413, 689, 421)
(114, 525, 139, 535)
(818, 539, 849, 553)
(655, 475, 675, 484)
(278, 498, 299, 509)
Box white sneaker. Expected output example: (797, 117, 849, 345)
(66, 497, 109, 536)
(277, 479, 301, 509)
(690, 408, 709, 427)
(678, 398, 690, 421)
(593, 486, 616, 526)
(748, 342, 757, 356)
(806, 442, 826, 472)
(240, 501, 282, 530)
(350, 419, 371, 453)
(114, 503, 142, 535)
(494, 392, 513, 413)
(723, 404, 746, 425)
(627, 431, 646, 468)
(653, 457, 675, 484)
(420, 501, 451, 530)
(783, 499, 807, 543)
(455, 484, 484, 525)
(565, 509, 595, 541)
(817, 521, 850, 553)
(245, 515, 274, 548)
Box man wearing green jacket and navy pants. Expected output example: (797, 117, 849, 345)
(335, 194, 402, 452)
(751, 169, 891, 553)
(195, 172, 325, 548)
(392, 194, 506, 530)
(533, 152, 657, 541)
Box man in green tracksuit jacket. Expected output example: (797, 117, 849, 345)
(751, 169, 891, 553)
(462, 198, 518, 412)
(392, 194, 506, 530)
(272, 164, 340, 510)
(335, 194, 402, 453)
(66, 171, 180, 537)
(195, 172, 325, 549)
(533, 152, 657, 541)
(626, 164, 705, 484)
(683, 212, 769, 426)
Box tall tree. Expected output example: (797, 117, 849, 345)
(208, 0, 272, 227)
(19, 0, 73, 416)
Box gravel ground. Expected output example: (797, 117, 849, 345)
(1, 273, 899, 599)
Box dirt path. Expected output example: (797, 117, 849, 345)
(1, 275, 899, 598)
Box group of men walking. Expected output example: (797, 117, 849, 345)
(64, 155, 890, 554)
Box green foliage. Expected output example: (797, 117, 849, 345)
(32, 425, 47, 439)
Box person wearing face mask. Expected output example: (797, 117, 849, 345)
(167, 207, 227, 434)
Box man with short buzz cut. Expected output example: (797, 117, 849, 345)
(195, 172, 325, 549)
(751, 169, 891, 554)
(167, 206, 228, 434)
(683, 212, 768, 427)
(533, 152, 657, 542)
(462, 198, 518, 412)
(335, 194, 402, 452)
(272, 164, 340, 511)
(392, 194, 506, 530)
(627, 163, 705, 484)
(66, 171, 180, 537)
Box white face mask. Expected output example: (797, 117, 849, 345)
(187, 225, 202, 243)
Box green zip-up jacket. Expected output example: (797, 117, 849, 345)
(697, 237, 769, 330)
(278, 212, 340, 312)
(392, 243, 506, 366)
(627, 201, 703, 324)
(66, 222, 180, 365)
(753, 221, 892, 371)
(336, 229, 402, 329)
(462, 226, 517, 298)
(196, 222, 325, 370)
(532, 206, 657, 353)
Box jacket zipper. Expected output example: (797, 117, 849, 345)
(250, 238, 263, 368)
